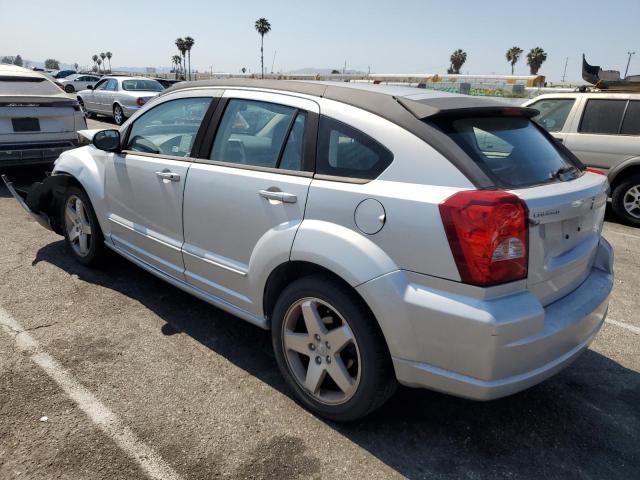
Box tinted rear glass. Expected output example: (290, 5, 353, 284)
(122, 79, 163, 92)
(579, 99, 626, 134)
(432, 116, 578, 188)
(0, 76, 61, 95)
(621, 101, 640, 135)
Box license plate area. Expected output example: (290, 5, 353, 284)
(12, 117, 40, 132)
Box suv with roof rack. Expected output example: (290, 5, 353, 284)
(2, 80, 614, 421)
(524, 91, 640, 225)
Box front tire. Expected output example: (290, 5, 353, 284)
(611, 174, 640, 227)
(271, 275, 396, 422)
(64, 84, 75, 93)
(61, 186, 107, 267)
(113, 104, 125, 125)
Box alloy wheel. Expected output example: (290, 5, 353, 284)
(114, 105, 123, 125)
(281, 297, 361, 405)
(64, 195, 92, 257)
(623, 184, 640, 219)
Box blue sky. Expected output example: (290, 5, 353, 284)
(1, 0, 638, 81)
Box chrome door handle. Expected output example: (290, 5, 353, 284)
(258, 189, 297, 203)
(155, 171, 181, 182)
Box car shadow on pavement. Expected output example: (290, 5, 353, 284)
(33, 240, 640, 480)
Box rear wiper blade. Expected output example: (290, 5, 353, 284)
(550, 166, 579, 181)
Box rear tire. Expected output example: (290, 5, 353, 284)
(271, 275, 396, 422)
(113, 104, 125, 125)
(611, 174, 640, 227)
(64, 84, 75, 93)
(60, 186, 107, 267)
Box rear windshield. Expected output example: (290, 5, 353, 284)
(122, 79, 163, 92)
(0, 76, 61, 96)
(432, 116, 579, 188)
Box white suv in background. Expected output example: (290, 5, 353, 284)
(0, 64, 86, 167)
(525, 92, 640, 225)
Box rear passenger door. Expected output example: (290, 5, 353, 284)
(565, 98, 639, 170)
(182, 91, 318, 317)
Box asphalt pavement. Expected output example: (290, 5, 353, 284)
(0, 124, 638, 479)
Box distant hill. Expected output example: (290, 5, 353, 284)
(285, 67, 367, 75)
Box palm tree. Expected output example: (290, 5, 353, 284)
(175, 38, 187, 80)
(448, 49, 467, 74)
(92, 54, 98, 71)
(100, 52, 106, 73)
(505, 46, 523, 75)
(184, 36, 195, 81)
(241, 67, 247, 74)
(74, 62, 79, 71)
(106, 52, 112, 73)
(96, 58, 102, 73)
(172, 55, 182, 79)
(254, 18, 271, 79)
(526, 47, 547, 75)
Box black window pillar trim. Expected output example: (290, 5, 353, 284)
(194, 97, 230, 160)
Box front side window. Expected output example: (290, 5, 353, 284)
(621, 101, 640, 135)
(316, 116, 393, 180)
(93, 79, 108, 91)
(579, 99, 627, 134)
(433, 116, 577, 188)
(122, 79, 163, 92)
(530, 98, 575, 132)
(210, 99, 302, 169)
(126, 97, 212, 157)
(105, 79, 118, 91)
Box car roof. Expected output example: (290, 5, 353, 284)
(529, 91, 640, 100)
(163, 78, 521, 121)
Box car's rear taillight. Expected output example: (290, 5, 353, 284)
(136, 97, 146, 107)
(439, 190, 528, 286)
(586, 167, 605, 175)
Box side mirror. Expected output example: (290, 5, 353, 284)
(86, 85, 93, 90)
(93, 129, 121, 152)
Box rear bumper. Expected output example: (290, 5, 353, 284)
(0, 140, 78, 167)
(357, 238, 614, 400)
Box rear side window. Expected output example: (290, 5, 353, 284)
(579, 99, 627, 134)
(122, 79, 163, 92)
(621, 101, 640, 135)
(316, 116, 393, 180)
(530, 98, 575, 132)
(433, 116, 577, 188)
(210, 99, 303, 169)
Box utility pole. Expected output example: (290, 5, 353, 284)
(561, 57, 568, 83)
(624, 51, 636, 78)
(271, 51, 276, 74)
(343, 60, 346, 74)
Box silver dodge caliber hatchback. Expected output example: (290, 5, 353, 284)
(3, 80, 614, 421)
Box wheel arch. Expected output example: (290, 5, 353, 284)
(262, 260, 393, 360)
(608, 157, 640, 191)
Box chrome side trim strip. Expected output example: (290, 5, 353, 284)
(182, 248, 247, 277)
(108, 215, 182, 252)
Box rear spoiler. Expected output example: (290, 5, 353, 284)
(397, 97, 539, 120)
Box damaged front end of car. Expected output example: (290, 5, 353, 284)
(1, 173, 75, 235)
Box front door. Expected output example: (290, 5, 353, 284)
(104, 95, 214, 279)
(182, 92, 318, 316)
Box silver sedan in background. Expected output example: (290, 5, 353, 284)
(76, 76, 164, 125)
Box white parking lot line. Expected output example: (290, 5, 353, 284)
(606, 318, 640, 335)
(0, 306, 184, 480)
